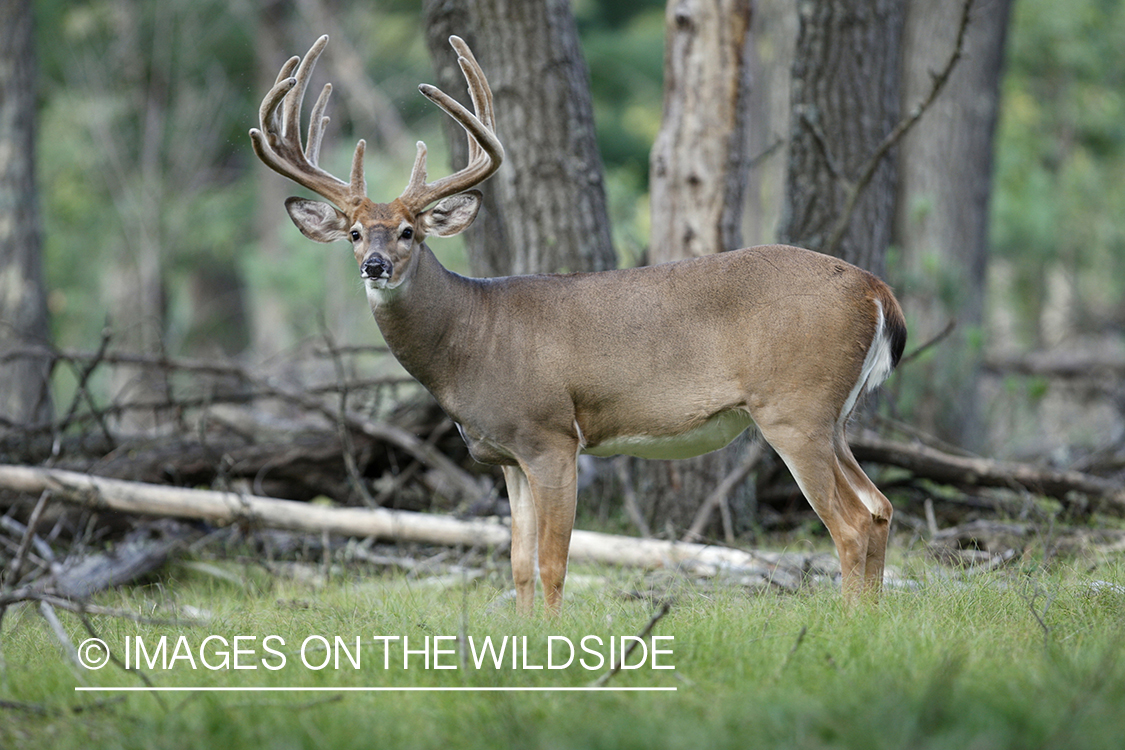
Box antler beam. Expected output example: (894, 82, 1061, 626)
(399, 36, 504, 212)
(249, 35, 367, 211)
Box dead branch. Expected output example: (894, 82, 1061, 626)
(983, 352, 1125, 380)
(590, 600, 671, 687)
(0, 464, 858, 585)
(683, 438, 764, 543)
(850, 434, 1125, 515)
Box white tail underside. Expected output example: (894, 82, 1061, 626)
(839, 299, 895, 427)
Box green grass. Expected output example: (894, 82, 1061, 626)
(3, 555, 1125, 749)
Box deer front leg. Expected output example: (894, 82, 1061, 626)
(520, 450, 579, 617)
(502, 465, 538, 615)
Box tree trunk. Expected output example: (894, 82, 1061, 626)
(894, 0, 1012, 447)
(765, 0, 905, 500)
(634, 0, 755, 537)
(777, 0, 906, 278)
(423, 0, 616, 277)
(740, 0, 797, 246)
(0, 0, 53, 430)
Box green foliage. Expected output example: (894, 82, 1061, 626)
(991, 0, 1125, 344)
(3, 560, 1125, 749)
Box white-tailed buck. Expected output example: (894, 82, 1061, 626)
(251, 36, 907, 614)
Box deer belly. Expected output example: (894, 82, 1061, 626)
(582, 409, 754, 460)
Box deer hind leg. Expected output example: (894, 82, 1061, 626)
(502, 465, 538, 615)
(835, 436, 893, 595)
(757, 422, 876, 604)
(519, 448, 579, 616)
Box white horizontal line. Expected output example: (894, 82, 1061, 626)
(75, 686, 676, 693)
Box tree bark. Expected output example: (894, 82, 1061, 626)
(423, 0, 616, 276)
(894, 0, 1012, 447)
(740, 0, 798, 246)
(634, 0, 755, 536)
(777, 0, 906, 277)
(0, 0, 53, 430)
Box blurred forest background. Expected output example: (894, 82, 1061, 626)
(1, 0, 1123, 539)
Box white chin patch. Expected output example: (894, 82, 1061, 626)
(364, 275, 389, 290)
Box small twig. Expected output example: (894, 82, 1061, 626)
(321, 324, 377, 507)
(1022, 581, 1056, 652)
(0, 514, 57, 562)
(798, 108, 847, 183)
(53, 326, 116, 455)
(746, 135, 786, 171)
(38, 600, 87, 686)
(76, 611, 167, 711)
(924, 498, 939, 539)
(898, 318, 957, 367)
(683, 438, 764, 543)
(775, 625, 808, 678)
(3, 490, 50, 587)
(591, 601, 671, 687)
(613, 457, 651, 538)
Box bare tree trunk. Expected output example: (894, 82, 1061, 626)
(0, 0, 53, 430)
(777, 0, 906, 278)
(423, 0, 616, 276)
(740, 0, 797, 246)
(634, 0, 755, 536)
(895, 0, 1012, 447)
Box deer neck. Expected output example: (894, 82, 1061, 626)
(366, 244, 483, 401)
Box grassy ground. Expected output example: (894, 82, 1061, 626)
(2, 551, 1124, 749)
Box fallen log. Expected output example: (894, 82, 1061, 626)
(0, 464, 843, 587)
(850, 434, 1125, 516)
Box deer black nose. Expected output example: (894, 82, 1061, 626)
(361, 255, 392, 280)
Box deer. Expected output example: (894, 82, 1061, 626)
(250, 35, 907, 615)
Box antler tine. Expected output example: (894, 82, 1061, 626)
(306, 82, 332, 166)
(399, 36, 504, 212)
(249, 35, 366, 210)
(448, 37, 496, 164)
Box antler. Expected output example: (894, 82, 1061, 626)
(399, 36, 505, 212)
(249, 35, 367, 211)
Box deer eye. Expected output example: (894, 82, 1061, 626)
(401, 227, 414, 240)
(350, 230, 361, 241)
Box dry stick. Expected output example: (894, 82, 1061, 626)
(591, 601, 671, 688)
(0, 514, 56, 565)
(374, 420, 457, 507)
(614, 457, 651, 538)
(38, 600, 87, 687)
(775, 625, 808, 679)
(821, 0, 976, 258)
(76, 611, 166, 709)
(3, 490, 50, 588)
(849, 434, 1125, 515)
(0, 345, 410, 436)
(682, 439, 765, 543)
(321, 325, 378, 507)
(53, 327, 116, 455)
(267, 382, 489, 504)
(0, 465, 817, 580)
(0, 589, 205, 627)
(898, 318, 957, 368)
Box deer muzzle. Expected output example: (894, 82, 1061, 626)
(361, 254, 392, 282)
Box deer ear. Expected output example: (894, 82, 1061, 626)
(419, 190, 481, 238)
(285, 197, 350, 243)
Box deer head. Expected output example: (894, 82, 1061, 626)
(249, 35, 503, 291)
